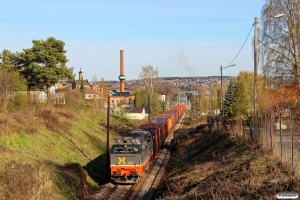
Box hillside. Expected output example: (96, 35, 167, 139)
(0, 106, 140, 200)
(154, 127, 300, 199)
(2, 106, 299, 200)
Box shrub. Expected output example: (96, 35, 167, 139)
(9, 92, 28, 112)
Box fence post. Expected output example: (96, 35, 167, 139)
(291, 112, 294, 174)
(270, 112, 273, 155)
(279, 110, 282, 163)
(248, 116, 254, 140)
(284, 109, 294, 174)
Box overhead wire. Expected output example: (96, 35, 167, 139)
(227, 24, 254, 67)
(226, 4, 279, 81)
(226, 5, 271, 67)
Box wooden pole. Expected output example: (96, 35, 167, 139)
(106, 96, 110, 181)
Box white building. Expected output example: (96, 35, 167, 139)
(124, 107, 146, 120)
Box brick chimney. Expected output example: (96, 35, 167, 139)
(118, 50, 126, 92)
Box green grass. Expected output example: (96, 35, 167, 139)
(0, 109, 140, 199)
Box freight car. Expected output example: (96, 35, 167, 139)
(110, 104, 186, 184)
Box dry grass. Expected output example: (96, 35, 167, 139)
(0, 104, 140, 199)
(155, 128, 300, 200)
(0, 105, 77, 136)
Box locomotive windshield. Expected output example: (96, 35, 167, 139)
(112, 145, 140, 154)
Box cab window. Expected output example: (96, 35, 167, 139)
(112, 145, 140, 154)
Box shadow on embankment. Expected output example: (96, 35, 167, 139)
(84, 152, 109, 185)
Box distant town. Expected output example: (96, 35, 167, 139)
(105, 76, 235, 92)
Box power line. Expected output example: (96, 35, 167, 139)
(227, 24, 254, 67)
(227, 8, 282, 74)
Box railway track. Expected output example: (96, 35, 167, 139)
(91, 113, 185, 200)
(128, 113, 185, 200)
(103, 184, 133, 200)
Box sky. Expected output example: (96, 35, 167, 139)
(0, 0, 265, 81)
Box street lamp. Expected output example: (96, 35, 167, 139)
(253, 13, 284, 140)
(220, 64, 236, 118)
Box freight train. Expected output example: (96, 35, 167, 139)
(110, 104, 186, 183)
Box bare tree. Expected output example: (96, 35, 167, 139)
(138, 65, 159, 94)
(156, 80, 176, 101)
(260, 0, 300, 89)
(92, 74, 98, 83)
(138, 65, 162, 116)
(100, 77, 109, 99)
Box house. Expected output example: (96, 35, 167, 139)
(109, 90, 135, 108)
(84, 88, 99, 100)
(72, 68, 90, 90)
(124, 107, 146, 120)
(70, 69, 135, 108)
(56, 80, 72, 90)
(90, 83, 108, 99)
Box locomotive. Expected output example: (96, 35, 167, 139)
(110, 104, 186, 184)
(110, 129, 153, 183)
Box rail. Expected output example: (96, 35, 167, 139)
(103, 184, 133, 200)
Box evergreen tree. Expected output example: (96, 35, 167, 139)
(14, 37, 75, 95)
(80, 80, 85, 99)
(134, 90, 142, 107)
(0, 49, 19, 70)
(223, 80, 237, 117)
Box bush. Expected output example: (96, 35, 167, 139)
(9, 92, 28, 112)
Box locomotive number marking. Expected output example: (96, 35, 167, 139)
(118, 157, 126, 164)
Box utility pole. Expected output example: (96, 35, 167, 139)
(254, 17, 258, 141)
(106, 96, 110, 181)
(148, 93, 150, 124)
(209, 81, 211, 114)
(220, 65, 223, 118)
(253, 14, 284, 140)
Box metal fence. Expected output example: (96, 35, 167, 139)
(204, 110, 299, 176)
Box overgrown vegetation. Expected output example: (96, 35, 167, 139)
(155, 127, 300, 199)
(0, 105, 140, 199)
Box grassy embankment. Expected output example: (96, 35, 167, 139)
(155, 125, 300, 199)
(0, 105, 140, 200)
